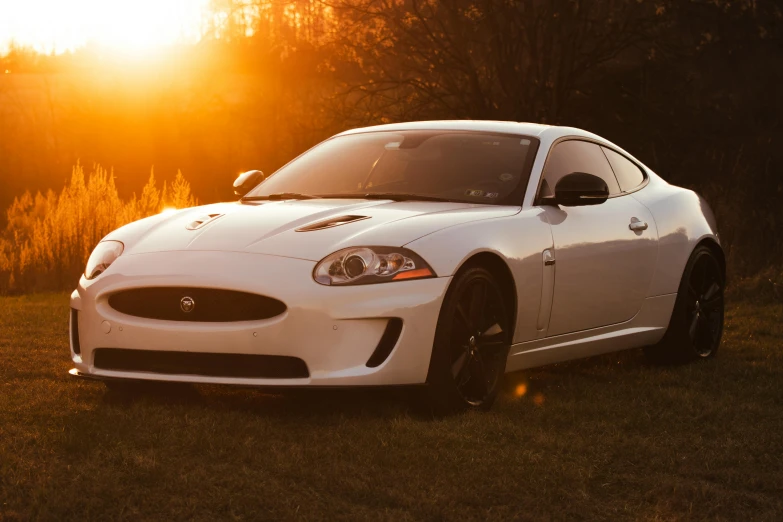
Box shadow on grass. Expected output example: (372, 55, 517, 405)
(97, 379, 419, 419)
(88, 345, 675, 420)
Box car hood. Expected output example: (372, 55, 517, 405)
(111, 199, 519, 261)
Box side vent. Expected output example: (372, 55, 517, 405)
(296, 215, 370, 232)
(366, 318, 403, 368)
(186, 213, 223, 230)
(70, 308, 81, 355)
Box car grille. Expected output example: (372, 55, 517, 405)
(108, 287, 286, 322)
(93, 348, 309, 379)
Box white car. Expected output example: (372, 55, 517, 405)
(69, 121, 725, 413)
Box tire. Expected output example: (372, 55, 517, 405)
(421, 266, 511, 415)
(644, 245, 725, 364)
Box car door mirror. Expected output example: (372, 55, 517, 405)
(233, 170, 265, 197)
(553, 172, 609, 206)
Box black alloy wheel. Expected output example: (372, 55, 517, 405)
(424, 266, 511, 414)
(685, 250, 724, 357)
(645, 245, 725, 364)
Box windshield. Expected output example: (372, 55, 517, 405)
(246, 130, 539, 205)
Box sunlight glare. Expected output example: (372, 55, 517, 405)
(0, 0, 210, 55)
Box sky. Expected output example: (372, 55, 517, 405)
(0, 0, 210, 55)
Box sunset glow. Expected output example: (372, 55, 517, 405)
(0, 0, 210, 54)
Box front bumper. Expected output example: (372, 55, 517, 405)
(70, 250, 451, 386)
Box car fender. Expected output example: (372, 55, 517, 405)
(631, 174, 721, 296)
(404, 207, 553, 343)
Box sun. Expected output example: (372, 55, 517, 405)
(0, 0, 210, 55)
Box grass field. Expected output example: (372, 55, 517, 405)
(1, 293, 781, 520)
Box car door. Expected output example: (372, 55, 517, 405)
(537, 139, 658, 337)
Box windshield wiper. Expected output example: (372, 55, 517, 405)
(319, 192, 455, 203)
(242, 192, 321, 201)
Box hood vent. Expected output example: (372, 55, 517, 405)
(186, 213, 223, 231)
(296, 215, 370, 232)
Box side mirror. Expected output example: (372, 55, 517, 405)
(553, 172, 609, 206)
(233, 170, 265, 197)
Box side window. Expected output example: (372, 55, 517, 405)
(602, 147, 645, 192)
(539, 140, 620, 198)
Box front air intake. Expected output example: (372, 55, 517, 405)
(93, 348, 309, 379)
(366, 318, 403, 368)
(296, 215, 370, 232)
(108, 287, 286, 322)
(70, 308, 81, 355)
(186, 213, 223, 230)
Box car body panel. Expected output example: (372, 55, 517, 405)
(541, 195, 658, 336)
(71, 120, 722, 388)
(72, 250, 450, 386)
(337, 120, 552, 139)
(628, 175, 721, 296)
(405, 207, 553, 344)
(111, 199, 521, 262)
(507, 293, 677, 372)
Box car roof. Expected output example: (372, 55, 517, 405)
(335, 120, 605, 142)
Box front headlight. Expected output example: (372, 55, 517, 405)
(313, 246, 435, 286)
(84, 241, 124, 280)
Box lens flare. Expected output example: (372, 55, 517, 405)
(0, 0, 210, 55)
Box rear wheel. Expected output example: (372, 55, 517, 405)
(422, 266, 511, 415)
(644, 245, 724, 364)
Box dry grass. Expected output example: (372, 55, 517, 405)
(0, 294, 781, 521)
(0, 165, 196, 294)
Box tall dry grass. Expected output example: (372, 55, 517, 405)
(0, 164, 196, 294)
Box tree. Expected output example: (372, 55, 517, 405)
(330, 0, 661, 124)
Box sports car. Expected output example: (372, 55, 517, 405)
(69, 121, 725, 413)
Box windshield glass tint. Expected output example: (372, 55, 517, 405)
(247, 131, 538, 204)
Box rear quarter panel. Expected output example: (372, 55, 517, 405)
(631, 173, 721, 296)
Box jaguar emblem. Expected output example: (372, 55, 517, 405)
(180, 296, 195, 313)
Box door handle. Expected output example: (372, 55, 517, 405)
(629, 217, 648, 232)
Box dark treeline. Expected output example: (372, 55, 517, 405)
(0, 0, 780, 278)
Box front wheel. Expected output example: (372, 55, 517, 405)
(422, 266, 511, 415)
(644, 245, 725, 364)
